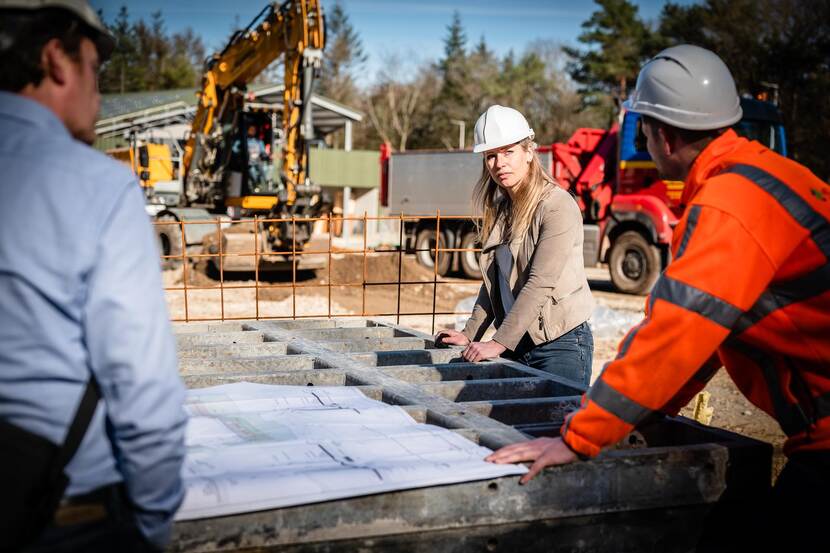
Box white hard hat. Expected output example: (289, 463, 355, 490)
(624, 44, 742, 130)
(0, 0, 115, 60)
(473, 105, 534, 153)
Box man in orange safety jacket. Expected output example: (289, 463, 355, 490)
(487, 44, 830, 547)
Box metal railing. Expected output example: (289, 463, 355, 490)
(155, 213, 482, 333)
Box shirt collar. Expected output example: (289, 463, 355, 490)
(0, 91, 70, 138)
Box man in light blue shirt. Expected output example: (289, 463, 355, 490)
(0, 1, 187, 551)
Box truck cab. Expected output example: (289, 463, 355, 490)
(600, 97, 787, 294)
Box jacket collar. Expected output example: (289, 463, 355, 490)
(481, 218, 505, 252)
(682, 129, 747, 206)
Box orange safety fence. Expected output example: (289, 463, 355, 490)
(154, 213, 483, 334)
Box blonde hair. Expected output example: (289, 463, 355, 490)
(473, 137, 556, 243)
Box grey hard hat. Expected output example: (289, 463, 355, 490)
(0, 0, 115, 60)
(623, 44, 742, 131)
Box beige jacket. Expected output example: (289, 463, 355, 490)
(461, 186, 594, 351)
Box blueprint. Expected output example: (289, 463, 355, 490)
(176, 382, 527, 520)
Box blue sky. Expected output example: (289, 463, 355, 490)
(90, 0, 695, 85)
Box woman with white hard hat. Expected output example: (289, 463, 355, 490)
(436, 106, 596, 385)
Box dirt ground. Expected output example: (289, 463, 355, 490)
(164, 243, 478, 330)
(163, 246, 786, 479)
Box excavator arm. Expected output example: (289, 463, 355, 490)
(182, 0, 324, 206)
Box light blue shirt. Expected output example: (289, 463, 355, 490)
(0, 92, 187, 548)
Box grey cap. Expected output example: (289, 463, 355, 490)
(0, 0, 115, 60)
(624, 44, 742, 131)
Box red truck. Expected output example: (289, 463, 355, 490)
(381, 98, 787, 294)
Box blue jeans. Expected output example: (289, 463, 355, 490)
(508, 321, 593, 387)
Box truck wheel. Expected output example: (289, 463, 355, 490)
(609, 231, 661, 295)
(156, 215, 183, 270)
(415, 228, 451, 276)
(459, 230, 481, 280)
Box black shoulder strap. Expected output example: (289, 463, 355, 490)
(56, 379, 101, 469)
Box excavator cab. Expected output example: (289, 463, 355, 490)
(226, 113, 280, 198)
(209, 109, 283, 215)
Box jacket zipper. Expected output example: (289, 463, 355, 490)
(539, 296, 555, 340)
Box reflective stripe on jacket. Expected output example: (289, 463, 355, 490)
(562, 129, 830, 458)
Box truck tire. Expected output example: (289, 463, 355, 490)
(609, 231, 661, 295)
(156, 214, 183, 270)
(415, 228, 451, 276)
(459, 230, 482, 280)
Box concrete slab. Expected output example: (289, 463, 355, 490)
(307, 337, 429, 353)
(177, 354, 317, 374)
(173, 322, 247, 334)
(177, 342, 290, 359)
(176, 331, 265, 347)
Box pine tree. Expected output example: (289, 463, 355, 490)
(318, 1, 366, 106)
(417, 11, 473, 149)
(466, 36, 500, 116)
(148, 11, 169, 90)
(99, 6, 138, 94)
(564, 0, 654, 102)
(164, 29, 204, 90)
(99, 7, 206, 93)
(440, 11, 466, 74)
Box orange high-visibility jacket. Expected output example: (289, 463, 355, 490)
(562, 129, 830, 458)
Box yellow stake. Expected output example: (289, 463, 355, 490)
(692, 391, 714, 425)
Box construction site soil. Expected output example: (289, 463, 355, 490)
(163, 251, 786, 480)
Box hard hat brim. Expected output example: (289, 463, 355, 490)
(623, 98, 742, 131)
(473, 134, 533, 154)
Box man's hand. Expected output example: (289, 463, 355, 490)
(462, 340, 505, 362)
(434, 329, 470, 347)
(485, 437, 578, 484)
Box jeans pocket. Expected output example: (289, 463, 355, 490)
(556, 327, 580, 345)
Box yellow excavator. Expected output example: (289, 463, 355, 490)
(124, 0, 328, 271)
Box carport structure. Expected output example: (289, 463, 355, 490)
(93, 84, 362, 151)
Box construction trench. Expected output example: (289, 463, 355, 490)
(171, 318, 772, 552)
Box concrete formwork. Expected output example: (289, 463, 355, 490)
(171, 319, 772, 552)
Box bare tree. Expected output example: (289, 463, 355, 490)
(367, 83, 419, 151)
(365, 56, 438, 151)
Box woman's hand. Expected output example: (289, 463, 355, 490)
(434, 329, 470, 347)
(462, 340, 506, 362)
(485, 437, 578, 484)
